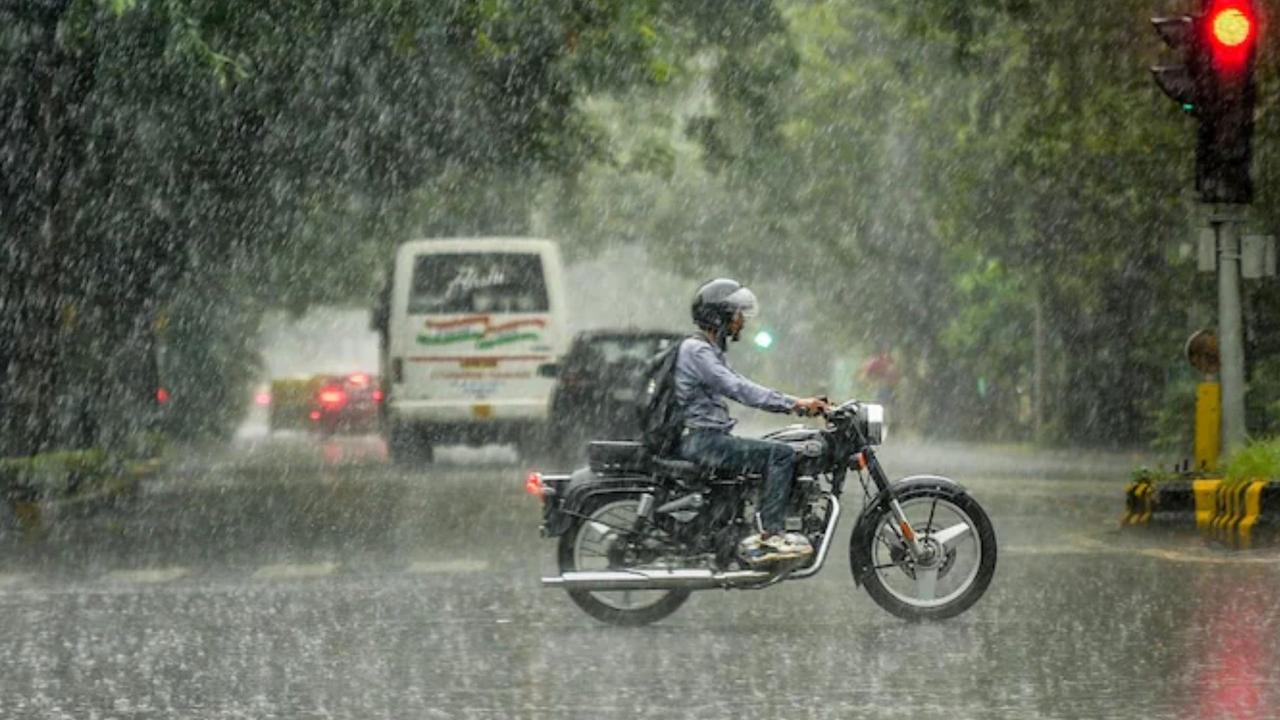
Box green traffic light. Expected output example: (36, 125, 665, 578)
(753, 330, 773, 349)
(1182, 103, 1195, 113)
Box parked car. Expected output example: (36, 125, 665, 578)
(308, 372, 383, 437)
(548, 329, 684, 458)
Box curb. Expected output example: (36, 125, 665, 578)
(1124, 476, 1280, 548)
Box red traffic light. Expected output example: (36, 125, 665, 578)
(1206, 1, 1257, 70)
(1212, 8, 1252, 47)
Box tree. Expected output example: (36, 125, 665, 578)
(0, 0, 705, 454)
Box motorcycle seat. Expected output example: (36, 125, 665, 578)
(651, 457, 702, 480)
(587, 441, 650, 474)
(651, 457, 743, 484)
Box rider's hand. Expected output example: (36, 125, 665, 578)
(794, 397, 830, 417)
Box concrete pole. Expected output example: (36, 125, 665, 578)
(1216, 212, 1247, 453)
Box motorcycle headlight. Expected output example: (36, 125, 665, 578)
(857, 403, 886, 445)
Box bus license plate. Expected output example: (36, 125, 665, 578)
(471, 404, 493, 419)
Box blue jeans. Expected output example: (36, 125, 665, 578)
(679, 430, 796, 534)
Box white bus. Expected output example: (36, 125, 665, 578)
(373, 238, 568, 463)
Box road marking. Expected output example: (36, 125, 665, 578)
(405, 559, 490, 574)
(252, 562, 338, 580)
(1135, 547, 1280, 566)
(103, 567, 189, 584)
(1063, 534, 1280, 566)
(0, 573, 31, 589)
(1003, 545, 1117, 557)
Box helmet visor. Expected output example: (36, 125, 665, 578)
(725, 287, 759, 318)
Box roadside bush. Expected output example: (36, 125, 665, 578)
(0, 440, 168, 500)
(1223, 436, 1280, 483)
(0, 449, 115, 498)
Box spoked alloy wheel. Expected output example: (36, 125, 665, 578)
(856, 488, 996, 621)
(557, 496, 691, 626)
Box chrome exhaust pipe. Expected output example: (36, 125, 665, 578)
(789, 493, 840, 580)
(542, 568, 771, 591)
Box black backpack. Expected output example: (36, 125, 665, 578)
(636, 335, 695, 456)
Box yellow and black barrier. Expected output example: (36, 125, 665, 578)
(1123, 477, 1221, 529)
(1122, 480, 1154, 526)
(1207, 478, 1280, 549)
(1126, 475, 1280, 548)
(1248, 482, 1280, 548)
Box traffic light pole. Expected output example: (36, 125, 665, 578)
(1211, 204, 1248, 452)
(1152, 1, 1259, 456)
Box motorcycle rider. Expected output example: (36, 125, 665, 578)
(675, 278, 830, 566)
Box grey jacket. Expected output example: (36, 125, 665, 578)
(674, 335, 796, 433)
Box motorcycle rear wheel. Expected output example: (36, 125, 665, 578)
(854, 487, 996, 621)
(557, 496, 691, 626)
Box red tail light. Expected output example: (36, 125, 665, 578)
(255, 392, 272, 406)
(525, 472, 544, 497)
(372, 389, 384, 403)
(156, 387, 170, 404)
(317, 386, 347, 408)
(347, 373, 370, 387)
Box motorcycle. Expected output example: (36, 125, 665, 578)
(526, 399, 997, 626)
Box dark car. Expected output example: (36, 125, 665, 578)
(548, 329, 684, 457)
(309, 372, 383, 437)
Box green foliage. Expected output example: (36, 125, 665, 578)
(1223, 437, 1280, 484)
(543, 0, 1254, 446)
(0, 444, 163, 500)
(1150, 377, 1199, 458)
(0, 448, 112, 498)
(1129, 466, 1182, 486)
(1246, 357, 1280, 438)
(1, 0, 724, 452)
(7, 0, 1280, 453)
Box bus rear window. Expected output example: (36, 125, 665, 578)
(408, 253, 549, 314)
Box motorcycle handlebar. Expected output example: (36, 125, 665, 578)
(794, 395, 832, 418)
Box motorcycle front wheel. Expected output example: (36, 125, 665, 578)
(854, 487, 997, 621)
(557, 495, 691, 626)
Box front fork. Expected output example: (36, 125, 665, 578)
(865, 451, 930, 563)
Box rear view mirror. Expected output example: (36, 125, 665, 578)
(537, 363, 560, 378)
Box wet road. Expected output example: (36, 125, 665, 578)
(1, 432, 1277, 719)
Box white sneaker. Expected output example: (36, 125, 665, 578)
(739, 531, 813, 566)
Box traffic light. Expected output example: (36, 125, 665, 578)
(1152, 1, 1259, 204)
(1151, 15, 1200, 113)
